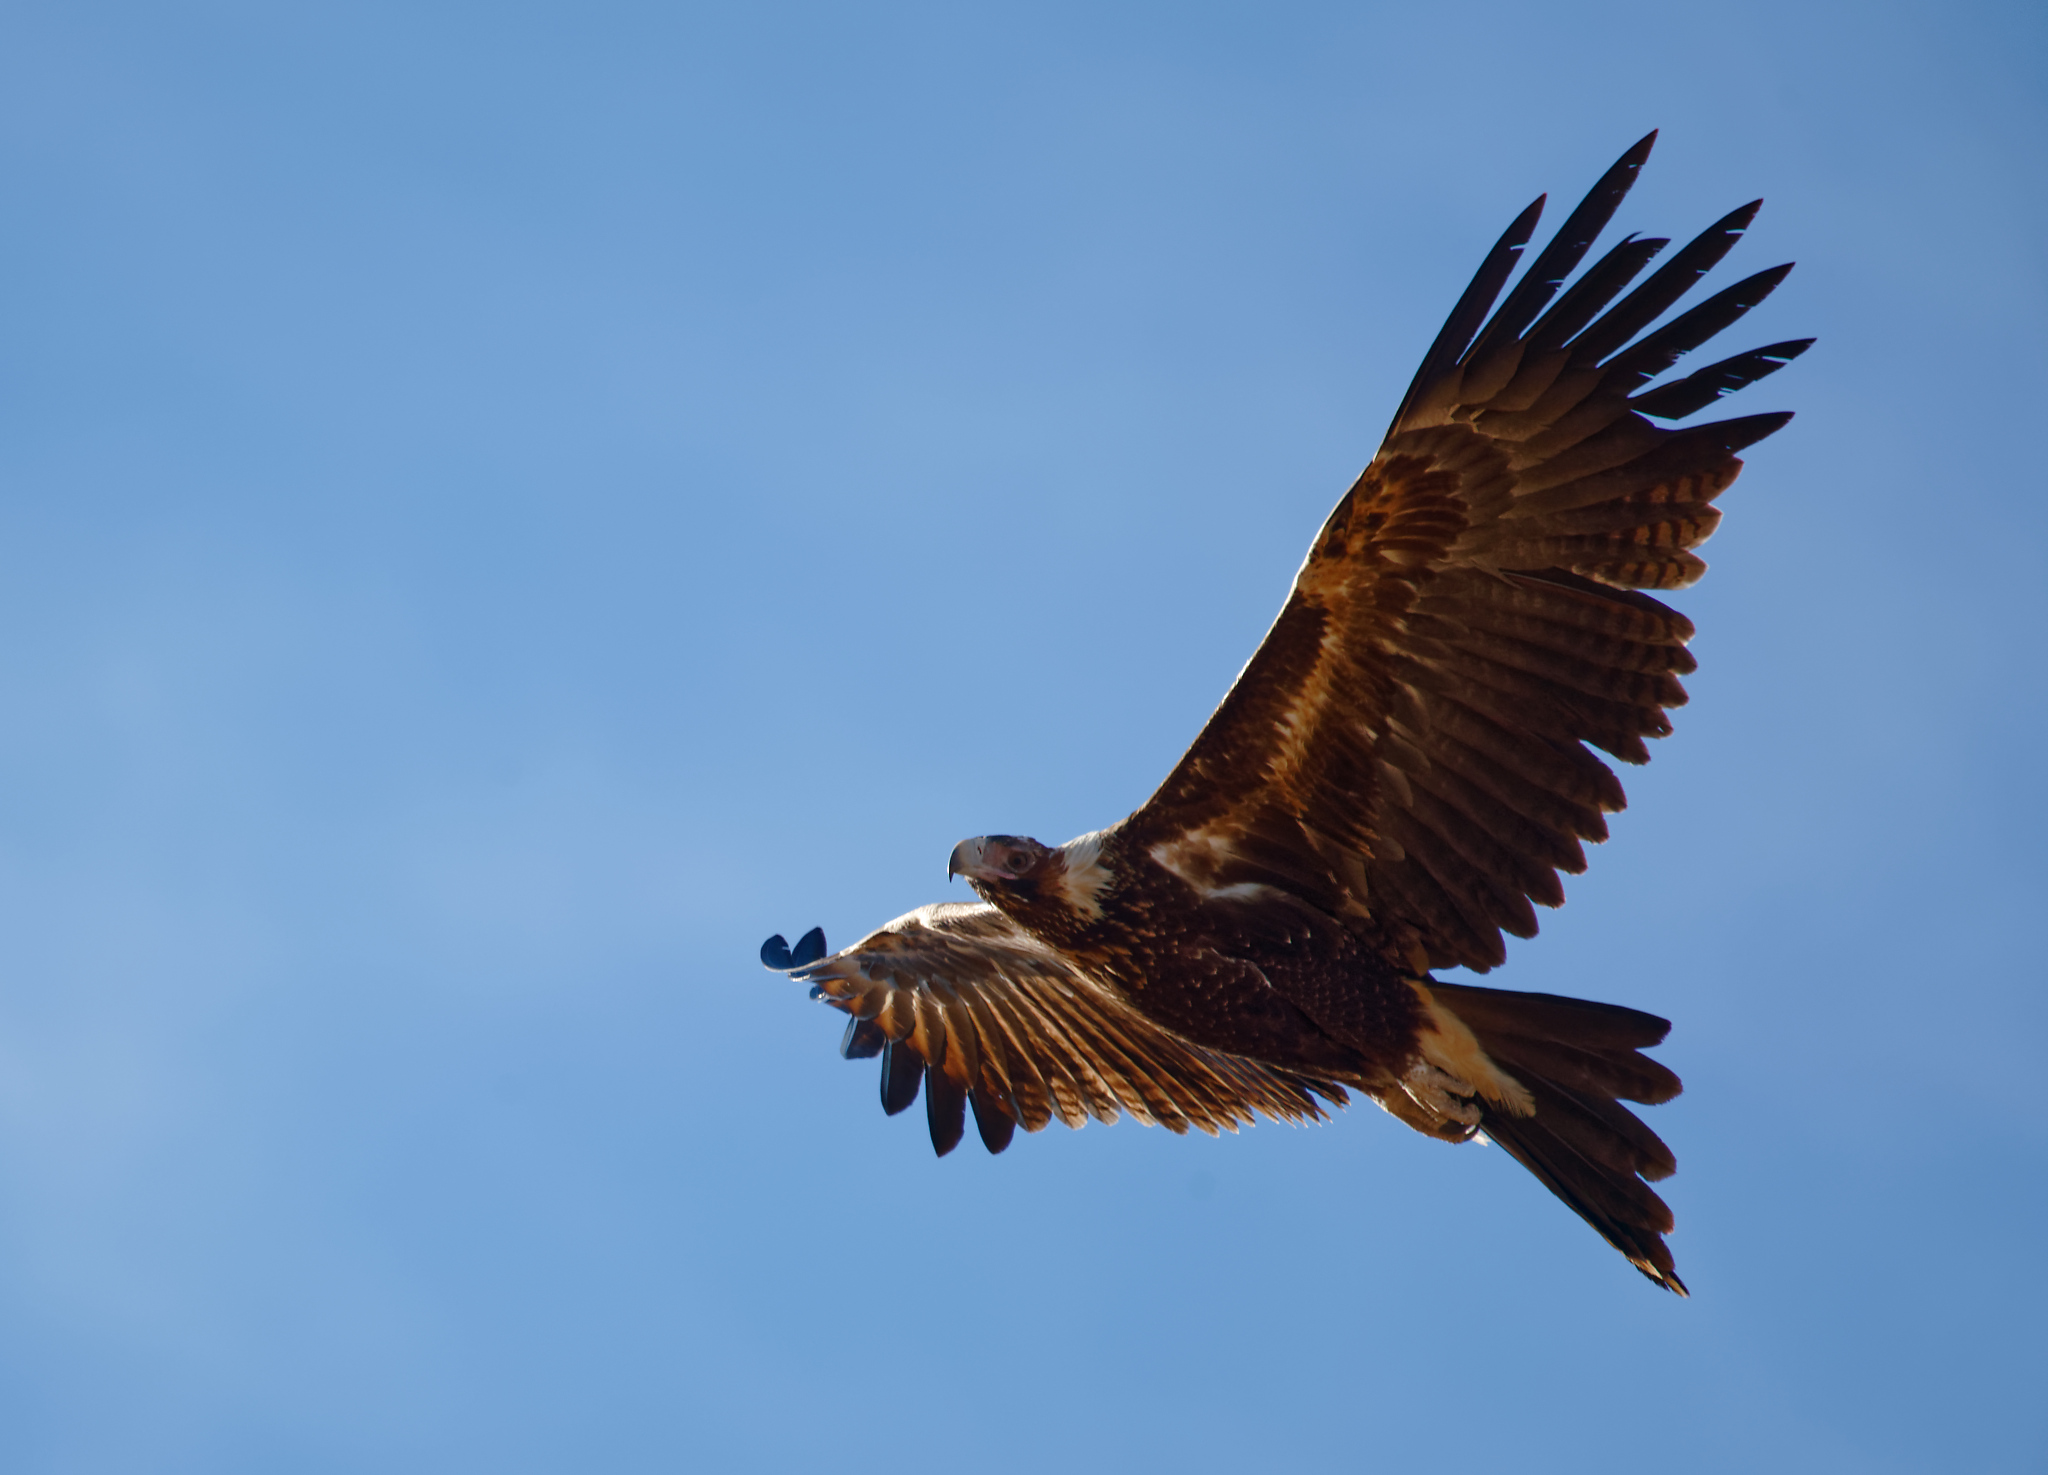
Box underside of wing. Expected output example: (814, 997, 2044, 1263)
(1128, 133, 1807, 974)
(787, 902, 1349, 1156)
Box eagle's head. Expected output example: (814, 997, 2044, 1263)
(947, 832, 1113, 935)
(947, 834, 1053, 887)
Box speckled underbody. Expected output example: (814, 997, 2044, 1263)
(970, 852, 1421, 1089)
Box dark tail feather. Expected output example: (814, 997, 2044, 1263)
(1479, 1083, 1686, 1296)
(1430, 980, 1689, 1295)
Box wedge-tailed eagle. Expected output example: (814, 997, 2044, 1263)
(762, 133, 1806, 1293)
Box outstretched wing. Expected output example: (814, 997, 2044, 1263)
(787, 901, 1347, 1155)
(1124, 133, 1807, 974)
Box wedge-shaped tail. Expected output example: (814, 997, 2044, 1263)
(1431, 980, 1687, 1294)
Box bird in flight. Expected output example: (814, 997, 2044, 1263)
(762, 133, 1806, 1293)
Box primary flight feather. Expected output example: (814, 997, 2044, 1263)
(761, 132, 1807, 1294)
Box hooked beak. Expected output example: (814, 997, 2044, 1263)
(947, 837, 986, 882)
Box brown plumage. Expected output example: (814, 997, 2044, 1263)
(762, 133, 1807, 1294)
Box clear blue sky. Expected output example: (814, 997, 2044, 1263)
(2, 1, 2043, 1470)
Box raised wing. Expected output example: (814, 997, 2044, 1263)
(785, 901, 1347, 1155)
(1125, 133, 1807, 974)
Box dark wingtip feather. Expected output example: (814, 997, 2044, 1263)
(1598, 263, 1796, 391)
(971, 1089, 1017, 1154)
(1386, 193, 1547, 436)
(761, 927, 827, 971)
(880, 1041, 923, 1116)
(1706, 409, 1795, 454)
(840, 1016, 886, 1060)
(1523, 235, 1669, 353)
(926, 1069, 967, 1156)
(1631, 338, 1814, 420)
(1462, 134, 1660, 367)
(1568, 201, 1767, 366)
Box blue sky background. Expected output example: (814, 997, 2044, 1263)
(2, 1, 2043, 1470)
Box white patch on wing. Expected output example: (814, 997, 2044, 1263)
(1056, 829, 1114, 920)
(1149, 825, 1238, 893)
(1203, 881, 1279, 903)
(1152, 835, 1291, 904)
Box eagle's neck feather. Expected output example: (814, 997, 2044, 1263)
(1054, 830, 1113, 921)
